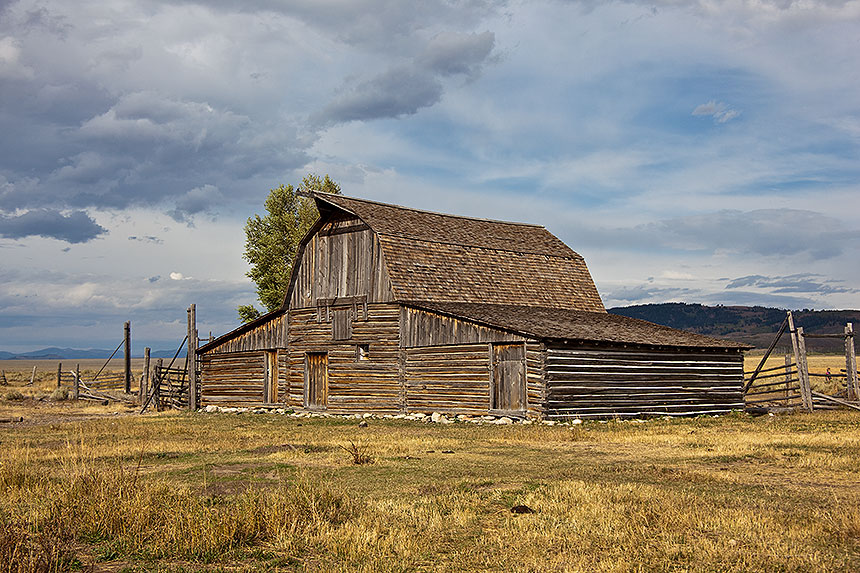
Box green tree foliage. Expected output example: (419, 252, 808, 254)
(238, 174, 340, 322)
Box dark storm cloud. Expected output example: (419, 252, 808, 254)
(320, 68, 444, 124)
(0, 209, 106, 243)
(725, 274, 856, 294)
(604, 283, 696, 303)
(317, 31, 496, 125)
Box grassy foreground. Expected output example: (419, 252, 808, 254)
(1, 407, 859, 572)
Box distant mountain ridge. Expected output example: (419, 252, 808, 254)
(0, 347, 186, 360)
(609, 303, 860, 350)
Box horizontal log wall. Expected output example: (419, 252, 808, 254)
(290, 216, 394, 308)
(401, 306, 526, 347)
(199, 351, 267, 406)
(543, 346, 745, 419)
(405, 343, 492, 415)
(207, 313, 288, 354)
(288, 303, 401, 413)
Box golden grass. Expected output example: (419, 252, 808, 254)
(1, 409, 859, 571)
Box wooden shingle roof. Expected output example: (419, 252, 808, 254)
(409, 302, 750, 349)
(314, 194, 605, 312)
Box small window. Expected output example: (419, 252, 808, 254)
(356, 344, 370, 361)
(332, 307, 353, 340)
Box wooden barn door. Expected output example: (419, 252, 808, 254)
(305, 352, 328, 410)
(491, 343, 526, 413)
(264, 351, 278, 404)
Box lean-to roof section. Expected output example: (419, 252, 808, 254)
(408, 302, 750, 349)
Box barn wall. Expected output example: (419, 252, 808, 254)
(287, 303, 401, 413)
(526, 341, 544, 417)
(289, 215, 394, 309)
(205, 312, 287, 354)
(401, 307, 526, 347)
(543, 345, 745, 419)
(404, 343, 491, 415)
(199, 351, 267, 406)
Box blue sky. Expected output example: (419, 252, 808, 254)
(1, 0, 858, 352)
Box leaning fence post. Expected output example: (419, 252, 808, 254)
(155, 358, 163, 411)
(788, 312, 805, 411)
(28, 366, 36, 386)
(846, 323, 858, 402)
(140, 347, 151, 405)
(73, 364, 80, 400)
(797, 327, 813, 412)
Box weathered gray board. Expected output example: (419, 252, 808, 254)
(543, 346, 745, 418)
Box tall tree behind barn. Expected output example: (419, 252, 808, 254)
(198, 194, 748, 418)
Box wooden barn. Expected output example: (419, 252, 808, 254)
(197, 193, 748, 419)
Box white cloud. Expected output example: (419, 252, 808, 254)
(692, 100, 741, 123)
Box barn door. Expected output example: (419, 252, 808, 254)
(305, 352, 328, 410)
(264, 351, 278, 404)
(491, 343, 526, 413)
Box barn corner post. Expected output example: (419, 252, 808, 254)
(124, 320, 132, 394)
(187, 304, 198, 411)
(846, 323, 858, 401)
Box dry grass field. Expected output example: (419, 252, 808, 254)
(1, 358, 858, 572)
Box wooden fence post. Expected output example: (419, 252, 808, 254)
(846, 323, 858, 402)
(787, 312, 805, 411)
(0, 370, 7, 386)
(784, 354, 791, 405)
(797, 327, 813, 412)
(57, 362, 62, 388)
(73, 364, 80, 400)
(140, 347, 151, 405)
(155, 358, 163, 411)
(124, 321, 132, 394)
(187, 304, 198, 411)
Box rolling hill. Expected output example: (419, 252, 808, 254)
(609, 303, 860, 351)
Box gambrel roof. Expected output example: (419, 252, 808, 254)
(312, 194, 605, 312)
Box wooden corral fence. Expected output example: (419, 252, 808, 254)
(744, 312, 859, 412)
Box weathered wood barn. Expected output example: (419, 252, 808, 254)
(197, 193, 748, 419)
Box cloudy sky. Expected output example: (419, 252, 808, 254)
(1, 0, 859, 353)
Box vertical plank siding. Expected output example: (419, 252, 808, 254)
(288, 303, 402, 413)
(543, 346, 745, 419)
(402, 306, 526, 347)
(206, 313, 288, 354)
(289, 219, 394, 308)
